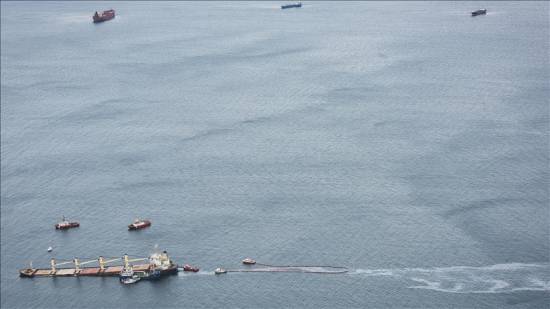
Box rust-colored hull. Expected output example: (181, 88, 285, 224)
(93, 10, 115, 23)
(19, 264, 178, 278)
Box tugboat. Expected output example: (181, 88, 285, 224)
(55, 216, 80, 230)
(471, 9, 487, 16)
(128, 219, 151, 230)
(93, 9, 115, 23)
(183, 264, 200, 272)
(214, 267, 227, 275)
(119, 266, 141, 285)
(242, 258, 256, 265)
(281, 2, 302, 9)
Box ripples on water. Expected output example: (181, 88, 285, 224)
(1, 1, 549, 308)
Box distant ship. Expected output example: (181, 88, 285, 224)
(281, 2, 302, 9)
(471, 9, 487, 17)
(93, 9, 115, 23)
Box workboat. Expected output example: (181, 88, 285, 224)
(120, 267, 141, 284)
(214, 268, 227, 275)
(55, 216, 80, 230)
(183, 264, 199, 272)
(128, 219, 151, 230)
(93, 9, 115, 23)
(242, 258, 256, 265)
(19, 268, 37, 278)
(471, 9, 487, 16)
(281, 2, 302, 9)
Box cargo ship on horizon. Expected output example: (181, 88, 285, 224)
(93, 9, 115, 23)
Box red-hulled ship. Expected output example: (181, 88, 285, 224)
(93, 9, 115, 23)
(55, 216, 80, 230)
(128, 219, 151, 230)
(183, 264, 199, 272)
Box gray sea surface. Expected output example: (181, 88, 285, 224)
(1, 1, 549, 308)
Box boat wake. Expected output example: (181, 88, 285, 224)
(177, 262, 549, 293)
(352, 263, 550, 293)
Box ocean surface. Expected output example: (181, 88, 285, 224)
(1, 1, 549, 308)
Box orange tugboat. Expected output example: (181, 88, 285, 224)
(128, 219, 151, 230)
(93, 9, 115, 23)
(55, 216, 80, 230)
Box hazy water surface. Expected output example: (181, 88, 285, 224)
(1, 1, 549, 308)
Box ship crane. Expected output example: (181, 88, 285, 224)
(21, 250, 178, 278)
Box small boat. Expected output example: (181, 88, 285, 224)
(281, 2, 302, 9)
(183, 264, 200, 272)
(93, 9, 115, 23)
(19, 268, 37, 278)
(55, 216, 80, 230)
(47, 246, 53, 252)
(471, 9, 487, 16)
(214, 268, 227, 275)
(242, 258, 256, 265)
(120, 267, 141, 284)
(128, 219, 151, 230)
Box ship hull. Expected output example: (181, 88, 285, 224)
(93, 10, 115, 23)
(281, 3, 302, 9)
(55, 222, 79, 230)
(19, 264, 178, 278)
(471, 9, 487, 16)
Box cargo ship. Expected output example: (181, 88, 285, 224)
(281, 2, 302, 9)
(55, 216, 79, 230)
(93, 9, 115, 23)
(471, 9, 487, 16)
(19, 251, 178, 279)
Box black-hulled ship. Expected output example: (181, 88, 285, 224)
(471, 9, 487, 16)
(281, 2, 302, 9)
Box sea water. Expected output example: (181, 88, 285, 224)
(1, 1, 549, 308)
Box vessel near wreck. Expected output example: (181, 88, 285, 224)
(93, 9, 115, 23)
(55, 216, 79, 230)
(128, 219, 151, 230)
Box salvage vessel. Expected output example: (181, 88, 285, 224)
(128, 219, 151, 230)
(55, 216, 79, 230)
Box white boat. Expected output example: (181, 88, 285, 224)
(121, 275, 140, 284)
(120, 267, 141, 284)
(47, 246, 53, 252)
(214, 268, 227, 275)
(242, 258, 256, 265)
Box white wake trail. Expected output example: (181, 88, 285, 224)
(352, 263, 550, 293)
